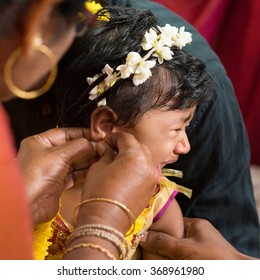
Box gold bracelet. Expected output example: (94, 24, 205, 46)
(63, 242, 116, 260)
(67, 228, 126, 259)
(58, 212, 75, 232)
(66, 224, 129, 259)
(71, 224, 126, 240)
(73, 198, 135, 236)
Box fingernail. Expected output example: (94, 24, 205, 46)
(140, 231, 148, 242)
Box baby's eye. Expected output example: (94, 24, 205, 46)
(185, 124, 192, 133)
(172, 123, 190, 132)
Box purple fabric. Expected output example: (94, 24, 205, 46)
(153, 190, 178, 223)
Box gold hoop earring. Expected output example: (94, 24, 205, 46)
(4, 35, 57, 99)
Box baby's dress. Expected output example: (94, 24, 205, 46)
(125, 175, 191, 259)
(34, 173, 191, 260)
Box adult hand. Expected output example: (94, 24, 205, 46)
(65, 132, 160, 260)
(17, 127, 98, 226)
(77, 132, 160, 232)
(139, 218, 257, 260)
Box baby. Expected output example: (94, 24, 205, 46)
(35, 6, 213, 260)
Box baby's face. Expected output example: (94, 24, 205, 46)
(113, 106, 195, 168)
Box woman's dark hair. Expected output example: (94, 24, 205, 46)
(0, 0, 86, 37)
(56, 6, 214, 127)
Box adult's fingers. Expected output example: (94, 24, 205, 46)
(105, 132, 159, 182)
(106, 132, 154, 161)
(50, 137, 97, 167)
(94, 141, 116, 159)
(35, 127, 91, 147)
(105, 132, 145, 154)
(67, 152, 100, 173)
(139, 231, 180, 259)
(183, 217, 211, 240)
(65, 169, 88, 189)
(139, 218, 204, 256)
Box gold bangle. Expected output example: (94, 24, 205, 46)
(58, 212, 75, 232)
(67, 228, 126, 259)
(63, 242, 116, 260)
(73, 198, 135, 236)
(69, 224, 126, 241)
(66, 224, 130, 259)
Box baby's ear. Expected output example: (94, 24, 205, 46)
(90, 107, 118, 141)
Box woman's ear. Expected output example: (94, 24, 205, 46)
(12, 0, 76, 92)
(22, 0, 61, 51)
(90, 107, 118, 141)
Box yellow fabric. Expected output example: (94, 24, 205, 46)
(125, 177, 184, 259)
(33, 174, 191, 260)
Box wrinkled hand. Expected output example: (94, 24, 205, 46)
(17, 127, 98, 226)
(139, 218, 255, 260)
(77, 132, 160, 232)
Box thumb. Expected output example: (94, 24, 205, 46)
(140, 231, 179, 258)
(96, 142, 118, 163)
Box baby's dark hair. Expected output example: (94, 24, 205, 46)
(57, 6, 214, 128)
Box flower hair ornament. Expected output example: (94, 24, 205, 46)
(85, 1, 109, 21)
(86, 24, 192, 107)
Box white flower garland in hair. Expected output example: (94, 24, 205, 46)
(86, 24, 192, 106)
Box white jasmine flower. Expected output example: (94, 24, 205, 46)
(102, 64, 114, 76)
(102, 64, 119, 88)
(89, 82, 105, 99)
(172, 26, 192, 49)
(161, 46, 174, 60)
(97, 98, 107, 107)
(87, 73, 99, 86)
(117, 52, 156, 85)
(86, 24, 193, 102)
(89, 89, 98, 99)
(117, 52, 142, 78)
(152, 39, 173, 63)
(141, 28, 158, 50)
(87, 74, 100, 98)
(87, 74, 107, 99)
(159, 24, 178, 47)
(116, 63, 133, 79)
(104, 75, 118, 88)
(154, 46, 173, 63)
(127, 52, 143, 64)
(133, 60, 156, 86)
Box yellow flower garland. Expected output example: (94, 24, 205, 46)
(33, 220, 53, 260)
(85, 1, 102, 14)
(85, 1, 109, 21)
